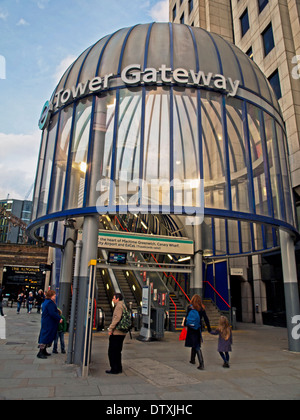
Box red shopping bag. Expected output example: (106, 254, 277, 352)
(179, 327, 187, 341)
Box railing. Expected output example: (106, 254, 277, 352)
(203, 280, 231, 309)
(169, 295, 177, 330)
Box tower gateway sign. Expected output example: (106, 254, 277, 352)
(39, 64, 240, 129)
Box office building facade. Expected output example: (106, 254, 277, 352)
(170, 0, 300, 327)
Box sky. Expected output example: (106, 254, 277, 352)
(0, 0, 169, 201)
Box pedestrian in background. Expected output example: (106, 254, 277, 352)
(0, 285, 5, 317)
(37, 290, 62, 359)
(27, 291, 34, 314)
(36, 290, 45, 314)
(210, 315, 233, 368)
(17, 292, 24, 314)
(53, 308, 67, 354)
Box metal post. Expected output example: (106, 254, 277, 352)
(73, 215, 98, 367)
(81, 260, 97, 377)
(58, 228, 76, 322)
(192, 222, 203, 297)
(67, 239, 82, 364)
(280, 230, 300, 352)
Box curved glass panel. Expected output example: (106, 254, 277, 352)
(31, 131, 47, 221)
(48, 105, 74, 214)
(37, 113, 58, 218)
(202, 91, 225, 209)
(226, 98, 249, 213)
(143, 87, 170, 207)
(247, 103, 269, 217)
(88, 91, 116, 207)
(65, 99, 92, 210)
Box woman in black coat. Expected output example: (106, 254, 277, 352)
(183, 294, 211, 370)
(37, 290, 62, 359)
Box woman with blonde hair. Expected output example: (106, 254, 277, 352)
(210, 315, 233, 368)
(182, 294, 211, 370)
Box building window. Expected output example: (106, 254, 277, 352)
(189, 0, 193, 14)
(268, 69, 282, 100)
(180, 13, 184, 24)
(262, 23, 275, 56)
(258, 0, 268, 14)
(246, 46, 253, 60)
(240, 9, 250, 37)
(173, 4, 176, 21)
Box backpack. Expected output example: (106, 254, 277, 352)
(116, 306, 132, 333)
(186, 308, 201, 330)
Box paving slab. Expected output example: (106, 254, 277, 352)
(0, 307, 299, 401)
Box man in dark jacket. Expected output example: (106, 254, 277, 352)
(106, 293, 127, 374)
(37, 290, 62, 359)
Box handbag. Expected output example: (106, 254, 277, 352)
(179, 327, 187, 341)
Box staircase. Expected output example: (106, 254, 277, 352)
(114, 270, 139, 311)
(169, 296, 223, 332)
(96, 269, 113, 328)
(169, 293, 187, 331)
(203, 299, 223, 328)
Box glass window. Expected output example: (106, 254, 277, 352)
(173, 5, 176, 20)
(246, 46, 253, 60)
(88, 91, 116, 208)
(268, 69, 282, 100)
(47, 106, 74, 214)
(264, 111, 282, 220)
(37, 114, 59, 218)
(180, 13, 184, 24)
(226, 98, 249, 213)
(262, 23, 275, 56)
(65, 98, 92, 210)
(202, 91, 226, 209)
(258, 0, 268, 13)
(189, 0, 193, 14)
(31, 131, 47, 221)
(114, 89, 142, 206)
(173, 87, 199, 208)
(247, 104, 269, 217)
(143, 87, 170, 208)
(240, 9, 250, 37)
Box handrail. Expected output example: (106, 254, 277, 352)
(203, 280, 231, 308)
(150, 254, 191, 304)
(169, 295, 177, 329)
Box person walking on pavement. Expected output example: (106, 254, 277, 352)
(0, 285, 6, 317)
(106, 293, 127, 374)
(210, 315, 233, 368)
(36, 289, 45, 314)
(182, 294, 211, 370)
(27, 291, 34, 314)
(17, 292, 24, 314)
(53, 308, 67, 354)
(37, 290, 62, 359)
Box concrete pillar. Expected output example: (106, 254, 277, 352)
(280, 230, 300, 352)
(57, 227, 76, 322)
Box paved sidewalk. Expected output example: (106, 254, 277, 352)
(0, 307, 299, 400)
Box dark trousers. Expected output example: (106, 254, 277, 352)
(108, 334, 125, 373)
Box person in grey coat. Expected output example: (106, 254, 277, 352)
(210, 315, 233, 368)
